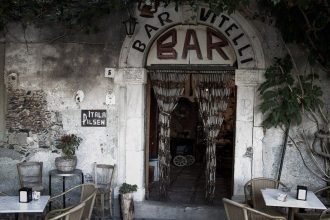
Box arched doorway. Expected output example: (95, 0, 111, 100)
(116, 3, 265, 202)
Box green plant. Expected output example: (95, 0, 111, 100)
(258, 54, 324, 181)
(56, 134, 82, 158)
(258, 55, 323, 129)
(119, 183, 137, 194)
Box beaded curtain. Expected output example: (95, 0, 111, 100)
(149, 70, 187, 199)
(194, 71, 233, 202)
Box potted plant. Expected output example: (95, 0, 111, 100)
(55, 134, 82, 172)
(119, 183, 137, 220)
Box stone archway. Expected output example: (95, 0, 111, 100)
(116, 3, 266, 201)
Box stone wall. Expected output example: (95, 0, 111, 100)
(0, 3, 329, 200)
(0, 11, 126, 194)
(0, 42, 5, 141)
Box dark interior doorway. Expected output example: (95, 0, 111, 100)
(147, 71, 236, 205)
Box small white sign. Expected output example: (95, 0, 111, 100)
(105, 68, 116, 78)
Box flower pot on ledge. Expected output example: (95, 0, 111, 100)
(55, 156, 77, 172)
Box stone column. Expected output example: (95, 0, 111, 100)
(115, 68, 147, 201)
(233, 69, 265, 199)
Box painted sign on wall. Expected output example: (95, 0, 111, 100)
(81, 110, 107, 127)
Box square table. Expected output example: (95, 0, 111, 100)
(261, 188, 326, 220)
(0, 195, 50, 220)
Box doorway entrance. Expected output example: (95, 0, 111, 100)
(147, 68, 236, 205)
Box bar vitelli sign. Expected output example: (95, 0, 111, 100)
(147, 25, 237, 65)
(131, 7, 254, 66)
(81, 110, 107, 127)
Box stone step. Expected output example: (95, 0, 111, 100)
(111, 199, 226, 220)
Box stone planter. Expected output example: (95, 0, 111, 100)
(55, 156, 77, 172)
(120, 193, 134, 220)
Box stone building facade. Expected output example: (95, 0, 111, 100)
(0, 2, 327, 202)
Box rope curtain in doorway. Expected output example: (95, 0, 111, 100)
(194, 70, 233, 202)
(149, 70, 187, 199)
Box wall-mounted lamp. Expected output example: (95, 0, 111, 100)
(138, 0, 159, 18)
(123, 16, 137, 37)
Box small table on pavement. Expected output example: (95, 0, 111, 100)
(0, 195, 50, 220)
(261, 188, 326, 220)
(49, 169, 84, 210)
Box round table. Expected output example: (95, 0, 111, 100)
(48, 169, 84, 210)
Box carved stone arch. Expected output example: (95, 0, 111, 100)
(119, 4, 265, 69)
(116, 3, 266, 201)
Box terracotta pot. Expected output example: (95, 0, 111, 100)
(55, 156, 77, 172)
(120, 193, 134, 220)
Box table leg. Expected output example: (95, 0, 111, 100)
(15, 213, 18, 220)
(81, 172, 84, 184)
(288, 207, 298, 220)
(62, 176, 65, 208)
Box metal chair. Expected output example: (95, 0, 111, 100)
(93, 163, 116, 219)
(294, 186, 330, 220)
(223, 198, 287, 220)
(46, 183, 96, 220)
(47, 202, 85, 220)
(17, 161, 44, 192)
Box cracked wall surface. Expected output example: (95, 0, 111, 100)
(0, 12, 125, 194)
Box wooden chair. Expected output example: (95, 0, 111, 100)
(294, 186, 330, 220)
(47, 202, 85, 220)
(244, 177, 286, 209)
(46, 183, 96, 220)
(17, 162, 44, 192)
(93, 163, 115, 219)
(223, 198, 287, 220)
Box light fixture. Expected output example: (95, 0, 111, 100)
(123, 15, 137, 37)
(138, 0, 159, 18)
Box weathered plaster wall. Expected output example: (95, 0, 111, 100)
(0, 11, 126, 195)
(0, 2, 329, 201)
(234, 1, 328, 194)
(0, 41, 5, 141)
(245, 7, 329, 190)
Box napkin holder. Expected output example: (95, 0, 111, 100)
(19, 187, 32, 203)
(296, 185, 307, 201)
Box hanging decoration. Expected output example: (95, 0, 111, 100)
(194, 71, 234, 202)
(149, 70, 187, 199)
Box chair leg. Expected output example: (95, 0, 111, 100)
(109, 191, 112, 218)
(101, 193, 105, 219)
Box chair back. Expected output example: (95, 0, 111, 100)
(93, 163, 115, 190)
(79, 183, 97, 220)
(48, 202, 85, 220)
(320, 208, 330, 220)
(223, 198, 248, 220)
(17, 162, 43, 191)
(223, 198, 287, 220)
(244, 177, 286, 209)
